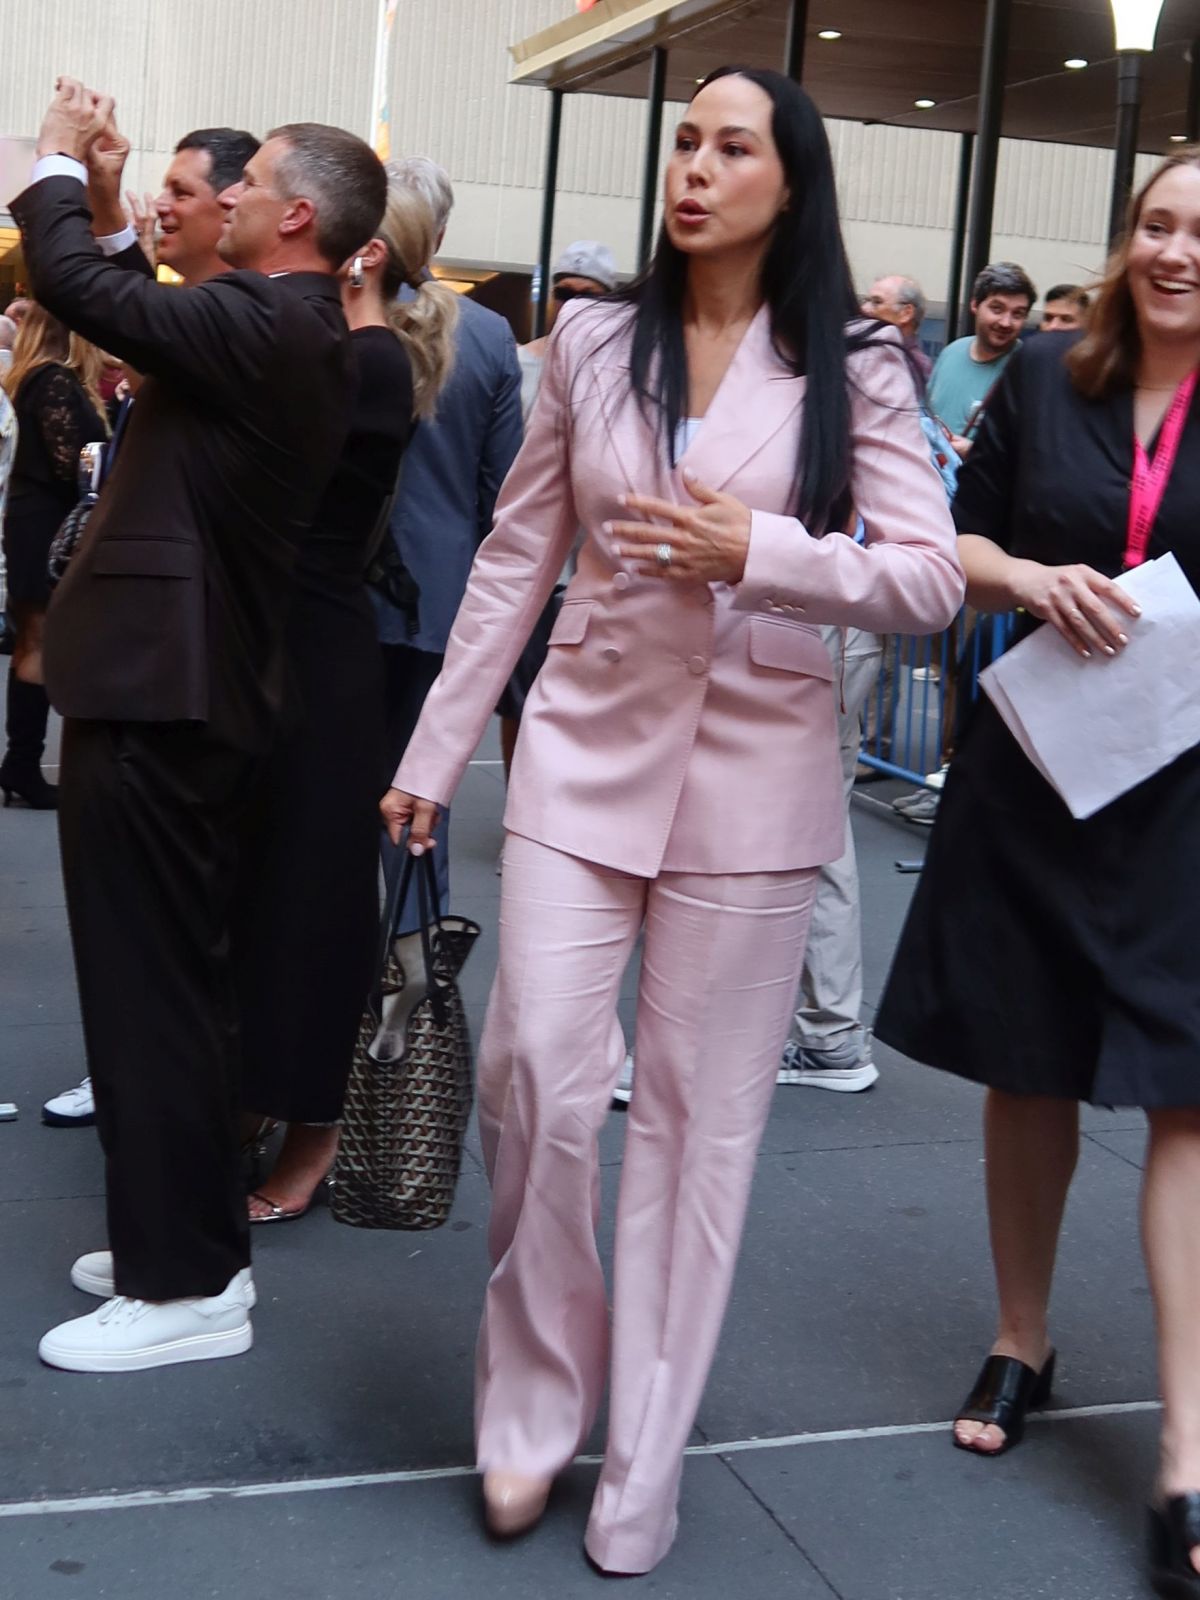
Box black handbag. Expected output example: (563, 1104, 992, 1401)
(332, 840, 480, 1231)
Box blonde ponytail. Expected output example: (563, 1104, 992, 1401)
(387, 277, 459, 420)
(378, 164, 460, 419)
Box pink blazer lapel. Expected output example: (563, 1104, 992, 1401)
(674, 305, 805, 498)
(584, 303, 804, 504)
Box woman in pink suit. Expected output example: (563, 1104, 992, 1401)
(382, 67, 964, 1573)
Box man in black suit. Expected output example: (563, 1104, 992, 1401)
(14, 79, 386, 1372)
(40, 126, 261, 1131)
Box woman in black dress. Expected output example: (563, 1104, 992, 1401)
(877, 149, 1200, 1593)
(1, 305, 107, 808)
(236, 166, 459, 1222)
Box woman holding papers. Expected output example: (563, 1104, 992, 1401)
(878, 148, 1200, 1594)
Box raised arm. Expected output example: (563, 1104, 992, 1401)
(13, 174, 270, 403)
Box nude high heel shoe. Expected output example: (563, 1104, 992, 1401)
(482, 1471, 552, 1538)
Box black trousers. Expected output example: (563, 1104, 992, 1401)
(381, 643, 448, 932)
(58, 717, 258, 1300)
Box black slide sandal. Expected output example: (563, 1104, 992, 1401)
(952, 1349, 1056, 1456)
(1149, 1494, 1200, 1597)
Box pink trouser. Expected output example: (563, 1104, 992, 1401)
(474, 833, 819, 1573)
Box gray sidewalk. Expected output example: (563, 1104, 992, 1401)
(0, 698, 1161, 1599)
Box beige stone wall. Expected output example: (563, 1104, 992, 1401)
(1, 0, 1157, 307)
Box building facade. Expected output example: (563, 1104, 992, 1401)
(0, 0, 1158, 321)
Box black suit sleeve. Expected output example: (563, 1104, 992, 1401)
(108, 240, 156, 279)
(12, 177, 274, 406)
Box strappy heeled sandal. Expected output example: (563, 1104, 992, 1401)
(953, 1348, 1056, 1456)
(1149, 1493, 1200, 1596)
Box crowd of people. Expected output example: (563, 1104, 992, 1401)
(2, 61, 1199, 1595)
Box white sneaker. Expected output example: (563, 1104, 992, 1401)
(777, 1040, 880, 1092)
(70, 1251, 257, 1309)
(42, 1076, 95, 1127)
(610, 1051, 635, 1108)
(39, 1274, 253, 1373)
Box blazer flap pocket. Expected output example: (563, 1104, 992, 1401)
(548, 598, 593, 647)
(749, 616, 835, 679)
(92, 538, 199, 579)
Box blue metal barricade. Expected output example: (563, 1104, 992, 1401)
(858, 611, 1017, 787)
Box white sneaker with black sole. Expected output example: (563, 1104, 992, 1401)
(70, 1251, 257, 1308)
(39, 1272, 253, 1373)
(777, 1039, 880, 1092)
(42, 1076, 96, 1127)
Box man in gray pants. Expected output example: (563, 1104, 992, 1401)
(778, 625, 882, 1091)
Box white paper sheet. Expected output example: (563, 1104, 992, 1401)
(979, 552, 1200, 819)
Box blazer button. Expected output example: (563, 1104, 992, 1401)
(612, 571, 631, 591)
(603, 646, 621, 663)
(687, 655, 707, 676)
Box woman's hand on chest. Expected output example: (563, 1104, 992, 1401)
(607, 468, 752, 584)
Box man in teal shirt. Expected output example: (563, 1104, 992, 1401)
(928, 261, 1036, 458)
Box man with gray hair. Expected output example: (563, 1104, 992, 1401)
(861, 274, 931, 384)
(377, 155, 523, 927)
(14, 80, 385, 1373)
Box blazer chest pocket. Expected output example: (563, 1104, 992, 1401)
(91, 538, 200, 579)
(548, 598, 593, 647)
(748, 616, 835, 679)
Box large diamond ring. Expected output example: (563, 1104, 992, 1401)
(655, 541, 673, 568)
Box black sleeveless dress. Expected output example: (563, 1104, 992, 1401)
(235, 326, 415, 1122)
(876, 333, 1200, 1110)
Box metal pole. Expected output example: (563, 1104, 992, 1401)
(534, 90, 564, 338)
(1109, 52, 1142, 247)
(637, 46, 668, 269)
(784, 0, 809, 83)
(960, 0, 1011, 337)
(946, 132, 974, 344)
(1187, 39, 1200, 141)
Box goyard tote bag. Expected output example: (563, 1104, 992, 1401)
(332, 839, 479, 1231)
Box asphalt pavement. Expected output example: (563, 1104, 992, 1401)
(0, 685, 1162, 1599)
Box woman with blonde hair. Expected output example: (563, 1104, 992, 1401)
(878, 146, 1200, 1594)
(1, 304, 107, 808)
(235, 166, 458, 1222)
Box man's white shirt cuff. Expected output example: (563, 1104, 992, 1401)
(32, 154, 87, 186)
(97, 224, 138, 256)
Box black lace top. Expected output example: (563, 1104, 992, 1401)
(8, 362, 107, 530)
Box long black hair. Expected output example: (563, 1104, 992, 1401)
(612, 66, 882, 536)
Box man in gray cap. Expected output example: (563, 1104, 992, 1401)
(517, 239, 617, 405)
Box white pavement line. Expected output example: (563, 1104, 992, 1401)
(0, 1400, 1162, 1522)
(467, 759, 504, 766)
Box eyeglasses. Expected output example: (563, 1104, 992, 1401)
(552, 284, 606, 304)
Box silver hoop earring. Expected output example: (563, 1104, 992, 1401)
(349, 256, 365, 289)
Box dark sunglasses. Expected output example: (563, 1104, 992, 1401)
(552, 284, 606, 304)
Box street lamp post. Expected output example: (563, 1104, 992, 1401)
(1108, 0, 1167, 246)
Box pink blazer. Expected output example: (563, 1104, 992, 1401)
(395, 301, 964, 877)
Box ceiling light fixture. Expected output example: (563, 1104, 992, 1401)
(1171, 133, 1189, 142)
(1108, 0, 1167, 244)
(914, 99, 936, 109)
(818, 30, 842, 40)
(1064, 58, 1088, 69)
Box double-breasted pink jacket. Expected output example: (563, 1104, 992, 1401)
(395, 300, 964, 878)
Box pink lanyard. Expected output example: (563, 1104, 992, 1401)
(1125, 370, 1197, 568)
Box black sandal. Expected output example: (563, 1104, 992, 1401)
(1149, 1494, 1200, 1596)
(952, 1349, 1056, 1456)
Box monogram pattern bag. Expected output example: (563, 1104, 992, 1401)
(332, 843, 480, 1231)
